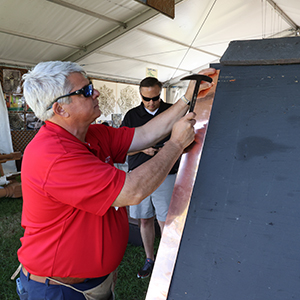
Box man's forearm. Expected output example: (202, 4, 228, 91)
(113, 139, 183, 207)
(129, 99, 189, 153)
(128, 67, 216, 153)
(114, 111, 196, 207)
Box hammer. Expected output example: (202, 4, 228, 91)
(181, 74, 213, 113)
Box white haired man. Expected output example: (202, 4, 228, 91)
(16, 61, 215, 300)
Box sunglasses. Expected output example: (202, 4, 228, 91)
(141, 94, 160, 102)
(47, 82, 94, 110)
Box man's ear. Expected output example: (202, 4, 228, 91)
(52, 102, 70, 117)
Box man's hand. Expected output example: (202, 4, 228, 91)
(142, 147, 158, 156)
(169, 112, 196, 150)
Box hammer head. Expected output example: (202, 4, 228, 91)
(180, 74, 213, 113)
(180, 74, 213, 83)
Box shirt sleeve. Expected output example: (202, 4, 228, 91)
(22, 124, 134, 217)
(45, 151, 126, 216)
(44, 126, 134, 216)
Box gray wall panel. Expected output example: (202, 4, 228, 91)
(168, 63, 300, 300)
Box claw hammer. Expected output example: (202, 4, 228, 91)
(180, 74, 213, 113)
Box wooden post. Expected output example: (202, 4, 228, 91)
(0, 152, 22, 176)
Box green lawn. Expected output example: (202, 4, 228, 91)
(0, 197, 23, 300)
(0, 196, 158, 300)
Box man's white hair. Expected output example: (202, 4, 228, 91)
(23, 61, 86, 121)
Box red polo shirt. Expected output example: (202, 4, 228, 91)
(18, 121, 134, 278)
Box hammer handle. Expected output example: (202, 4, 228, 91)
(180, 74, 212, 113)
(189, 81, 201, 113)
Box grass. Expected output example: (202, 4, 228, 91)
(116, 243, 154, 300)
(0, 197, 23, 300)
(0, 196, 159, 300)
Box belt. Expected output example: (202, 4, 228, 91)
(21, 266, 86, 285)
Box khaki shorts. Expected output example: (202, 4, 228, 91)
(129, 174, 176, 221)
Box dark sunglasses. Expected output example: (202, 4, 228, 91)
(141, 94, 160, 102)
(47, 82, 94, 110)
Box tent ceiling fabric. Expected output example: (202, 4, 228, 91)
(0, 0, 299, 85)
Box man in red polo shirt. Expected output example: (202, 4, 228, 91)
(16, 61, 215, 300)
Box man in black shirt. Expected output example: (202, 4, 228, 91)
(121, 77, 180, 279)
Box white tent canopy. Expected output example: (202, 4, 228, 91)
(1, 0, 300, 86)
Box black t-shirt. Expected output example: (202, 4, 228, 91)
(121, 101, 180, 174)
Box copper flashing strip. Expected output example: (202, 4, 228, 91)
(145, 70, 220, 300)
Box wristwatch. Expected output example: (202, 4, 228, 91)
(180, 95, 190, 105)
